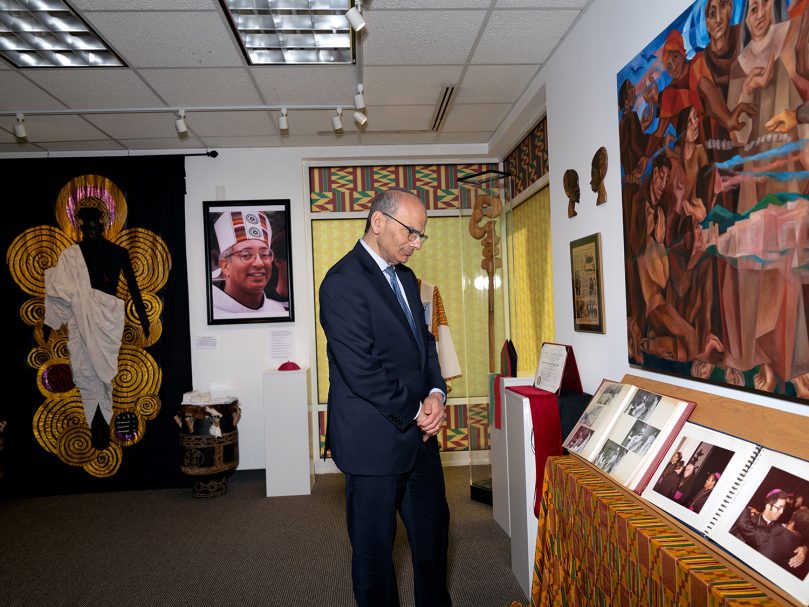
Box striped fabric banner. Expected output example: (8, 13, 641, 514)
(503, 116, 549, 201)
(310, 163, 498, 213)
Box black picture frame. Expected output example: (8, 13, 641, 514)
(569, 232, 605, 333)
(203, 200, 294, 325)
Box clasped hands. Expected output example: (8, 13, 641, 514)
(417, 392, 446, 443)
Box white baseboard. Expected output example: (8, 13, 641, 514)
(313, 450, 490, 475)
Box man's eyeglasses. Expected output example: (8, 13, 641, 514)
(382, 212, 428, 242)
(224, 248, 274, 263)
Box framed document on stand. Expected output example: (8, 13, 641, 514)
(533, 342, 582, 395)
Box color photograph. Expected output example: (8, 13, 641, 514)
(204, 200, 294, 325)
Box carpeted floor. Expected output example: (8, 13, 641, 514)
(0, 465, 527, 606)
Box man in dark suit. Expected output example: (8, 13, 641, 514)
(319, 187, 451, 607)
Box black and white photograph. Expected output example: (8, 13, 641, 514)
(624, 389, 660, 422)
(565, 426, 593, 454)
(597, 383, 623, 405)
(620, 420, 659, 457)
(593, 440, 627, 475)
(204, 200, 294, 325)
(580, 404, 605, 428)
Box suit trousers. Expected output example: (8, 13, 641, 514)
(345, 439, 452, 607)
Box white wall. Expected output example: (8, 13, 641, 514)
(502, 0, 809, 419)
(184, 144, 491, 469)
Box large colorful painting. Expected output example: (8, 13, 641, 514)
(619, 0, 809, 401)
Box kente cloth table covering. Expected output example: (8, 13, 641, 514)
(529, 456, 781, 607)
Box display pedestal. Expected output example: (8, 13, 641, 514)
(491, 376, 534, 536)
(262, 367, 314, 497)
(504, 386, 561, 597)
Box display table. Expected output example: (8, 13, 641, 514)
(529, 456, 782, 607)
(262, 367, 314, 497)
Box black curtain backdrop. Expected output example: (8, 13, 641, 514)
(1, 155, 192, 496)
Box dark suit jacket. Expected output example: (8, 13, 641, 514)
(319, 241, 446, 475)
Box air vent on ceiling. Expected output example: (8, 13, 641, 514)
(430, 85, 456, 132)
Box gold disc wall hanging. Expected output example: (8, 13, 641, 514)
(6, 174, 169, 478)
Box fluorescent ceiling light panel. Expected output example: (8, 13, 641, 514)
(222, 0, 355, 65)
(0, 0, 124, 68)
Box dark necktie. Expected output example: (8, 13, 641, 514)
(384, 265, 418, 339)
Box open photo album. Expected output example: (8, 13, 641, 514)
(563, 380, 695, 493)
(642, 422, 809, 605)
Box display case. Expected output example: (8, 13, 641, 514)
(458, 169, 512, 503)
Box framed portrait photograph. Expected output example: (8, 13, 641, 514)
(569, 232, 604, 333)
(203, 200, 294, 325)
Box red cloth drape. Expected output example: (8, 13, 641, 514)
(507, 385, 562, 517)
(493, 374, 503, 429)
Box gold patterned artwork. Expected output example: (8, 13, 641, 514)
(6, 174, 168, 478)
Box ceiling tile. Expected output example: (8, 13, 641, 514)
(276, 133, 363, 147)
(197, 135, 283, 148)
(472, 9, 578, 64)
(0, 0, 586, 152)
(362, 105, 435, 132)
(495, 0, 587, 7)
(359, 131, 439, 145)
(370, 0, 491, 7)
(71, 0, 216, 9)
(0, 142, 43, 152)
(84, 112, 183, 139)
(441, 103, 511, 132)
(82, 12, 244, 68)
(363, 10, 487, 65)
(269, 108, 353, 136)
(183, 111, 275, 137)
(36, 139, 127, 152)
(26, 69, 165, 109)
(7, 114, 110, 142)
(0, 72, 64, 110)
(119, 137, 207, 150)
(0, 124, 22, 143)
(251, 66, 356, 106)
(139, 68, 262, 106)
(456, 64, 539, 103)
(434, 131, 495, 144)
(363, 66, 463, 106)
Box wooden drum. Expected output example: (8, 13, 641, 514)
(175, 399, 241, 497)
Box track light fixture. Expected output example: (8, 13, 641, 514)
(278, 108, 289, 131)
(345, 1, 366, 32)
(353, 110, 367, 127)
(175, 109, 188, 134)
(14, 112, 27, 140)
(354, 84, 366, 110)
(332, 107, 343, 131)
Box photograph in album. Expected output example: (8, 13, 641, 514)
(562, 380, 637, 460)
(563, 379, 695, 493)
(707, 449, 809, 605)
(643, 423, 809, 604)
(642, 423, 759, 531)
